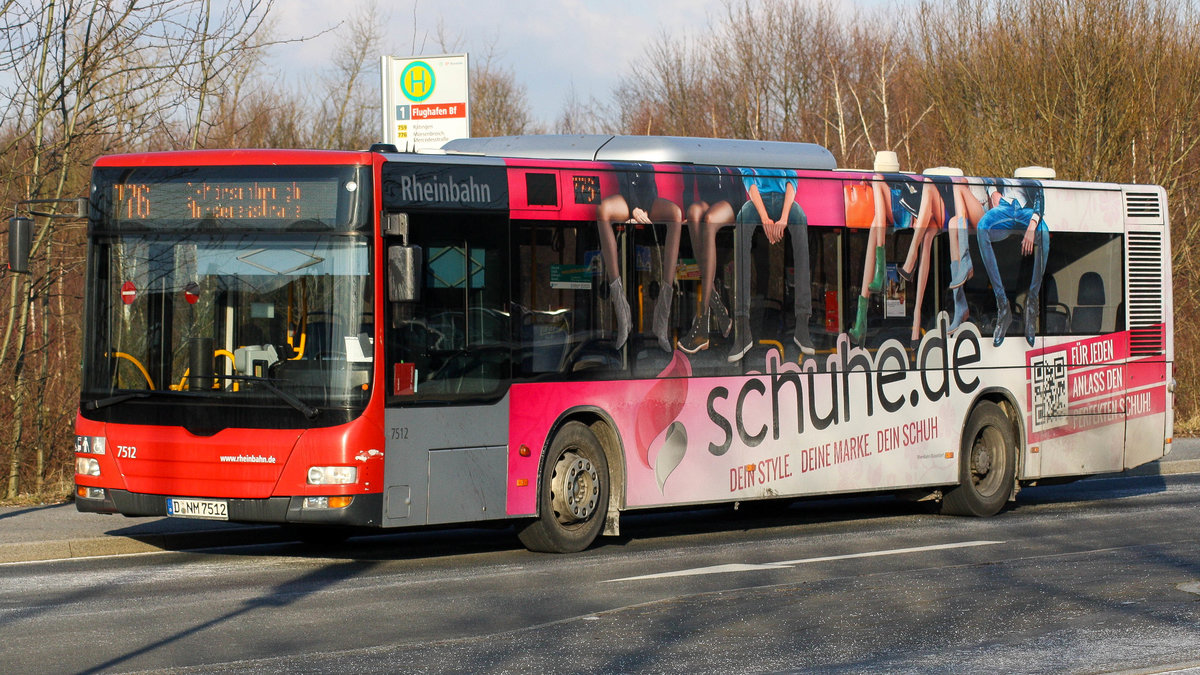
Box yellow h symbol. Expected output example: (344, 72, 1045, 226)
(400, 61, 435, 102)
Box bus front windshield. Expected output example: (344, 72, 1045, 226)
(81, 165, 373, 428)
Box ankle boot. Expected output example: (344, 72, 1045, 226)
(610, 277, 631, 348)
(653, 286, 672, 352)
(709, 293, 733, 338)
(679, 313, 710, 354)
(948, 287, 969, 333)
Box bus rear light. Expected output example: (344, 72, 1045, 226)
(307, 466, 357, 485)
(76, 457, 101, 477)
(303, 495, 354, 509)
(76, 486, 105, 500)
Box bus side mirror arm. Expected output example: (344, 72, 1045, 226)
(387, 244, 422, 303)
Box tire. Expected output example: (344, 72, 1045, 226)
(941, 401, 1017, 517)
(517, 421, 610, 553)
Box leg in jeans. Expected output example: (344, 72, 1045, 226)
(728, 206, 757, 361)
(976, 205, 1031, 346)
(1023, 223, 1050, 346)
(788, 210, 813, 353)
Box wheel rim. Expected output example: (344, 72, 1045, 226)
(550, 452, 600, 525)
(970, 425, 1006, 497)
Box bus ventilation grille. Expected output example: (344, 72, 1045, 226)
(1124, 191, 1163, 221)
(1126, 231, 1165, 356)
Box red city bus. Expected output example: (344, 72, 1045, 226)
(25, 136, 1171, 552)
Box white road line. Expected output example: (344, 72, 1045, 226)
(604, 540, 1005, 583)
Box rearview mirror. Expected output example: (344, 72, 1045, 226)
(387, 245, 422, 303)
(8, 216, 32, 273)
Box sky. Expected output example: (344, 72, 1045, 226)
(265, 0, 735, 129)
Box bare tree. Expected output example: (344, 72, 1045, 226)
(555, 82, 609, 135)
(0, 0, 277, 498)
(470, 49, 538, 137)
(310, 0, 386, 149)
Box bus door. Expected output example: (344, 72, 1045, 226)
(1027, 229, 1127, 477)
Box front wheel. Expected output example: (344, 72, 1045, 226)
(518, 421, 610, 553)
(941, 401, 1017, 517)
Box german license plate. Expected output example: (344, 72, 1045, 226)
(167, 497, 229, 520)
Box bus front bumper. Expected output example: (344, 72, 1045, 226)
(74, 487, 383, 527)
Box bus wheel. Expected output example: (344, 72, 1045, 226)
(941, 401, 1016, 517)
(518, 421, 610, 553)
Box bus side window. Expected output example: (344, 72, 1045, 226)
(1041, 232, 1123, 336)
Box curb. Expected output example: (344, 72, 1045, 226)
(0, 525, 285, 565)
(1117, 458, 1200, 478)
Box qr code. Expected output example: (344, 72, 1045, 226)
(1031, 353, 1068, 431)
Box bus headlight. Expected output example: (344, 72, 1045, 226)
(307, 466, 357, 485)
(76, 457, 101, 477)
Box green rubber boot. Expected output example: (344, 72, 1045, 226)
(867, 246, 886, 294)
(848, 295, 869, 345)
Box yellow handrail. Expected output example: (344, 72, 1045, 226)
(112, 352, 155, 390)
(172, 350, 238, 391)
(287, 280, 309, 360)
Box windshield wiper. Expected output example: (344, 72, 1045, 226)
(83, 379, 319, 420)
(83, 391, 152, 410)
(223, 374, 319, 420)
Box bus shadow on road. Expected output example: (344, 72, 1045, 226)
(1012, 471, 1171, 507)
(104, 471, 1186, 562)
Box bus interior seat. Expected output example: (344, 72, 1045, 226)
(521, 310, 571, 373)
(1072, 271, 1105, 333)
(1042, 276, 1070, 334)
(303, 321, 338, 359)
(564, 338, 622, 375)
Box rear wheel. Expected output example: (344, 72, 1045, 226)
(518, 421, 610, 553)
(941, 401, 1017, 516)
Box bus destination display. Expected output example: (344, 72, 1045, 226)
(111, 180, 340, 222)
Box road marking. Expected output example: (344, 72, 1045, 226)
(604, 540, 1005, 583)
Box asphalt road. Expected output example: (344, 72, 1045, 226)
(2, 471, 1199, 674)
